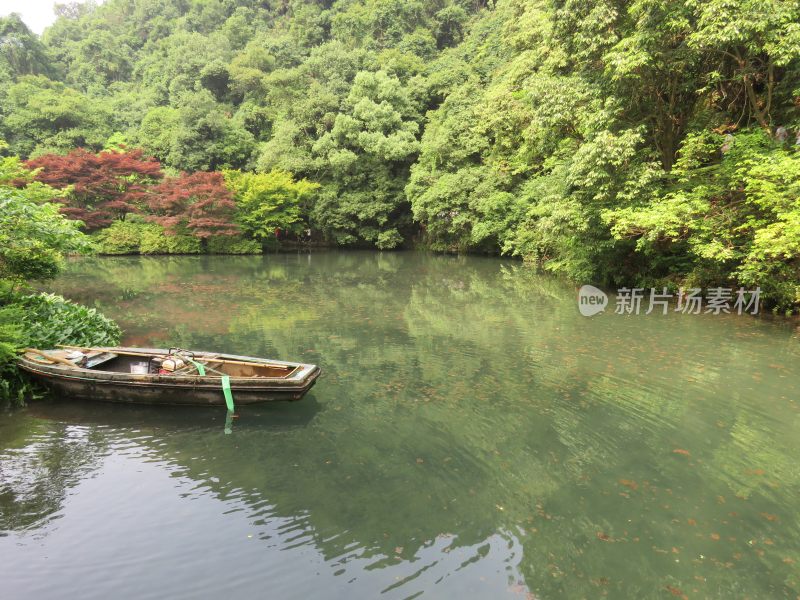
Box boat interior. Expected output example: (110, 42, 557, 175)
(28, 349, 298, 379)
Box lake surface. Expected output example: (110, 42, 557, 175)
(2, 251, 800, 599)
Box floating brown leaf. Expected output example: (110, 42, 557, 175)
(665, 585, 687, 599)
(760, 512, 779, 522)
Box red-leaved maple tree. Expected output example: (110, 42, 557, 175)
(147, 171, 239, 238)
(26, 148, 164, 230)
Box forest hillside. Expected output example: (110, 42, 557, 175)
(1, 0, 799, 307)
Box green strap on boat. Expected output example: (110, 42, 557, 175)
(179, 357, 233, 412)
(221, 375, 235, 412)
(187, 359, 206, 376)
(223, 410, 234, 435)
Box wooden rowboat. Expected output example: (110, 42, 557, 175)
(18, 347, 321, 406)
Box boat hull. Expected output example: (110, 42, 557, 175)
(18, 347, 321, 406)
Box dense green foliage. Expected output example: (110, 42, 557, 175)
(0, 292, 122, 405)
(224, 169, 318, 243)
(0, 189, 86, 286)
(0, 146, 121, 404)
(0, 304, 27, 405)
(1, 1, 799, 306)
(93, 220, 202, 255)
(16, 292, 121, 349)
(206, 234, 262, 254)
(0, 143, 87, 292)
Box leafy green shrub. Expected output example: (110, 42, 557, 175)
(0, 304, 31, 405)
(604, 130, 800, 309)
(94, 221, 202, 255)
(376, 229, 404, 250)
(223, 169, 318, 241)
(93, 220, 143, 254)
(140, 224, 201, 254)
(0, 294, 121, 406)
(0, 187, 88, 287)
(94, 221, 263, 255)
(206, 235, 262, 254)
(17, 292, 121, 348)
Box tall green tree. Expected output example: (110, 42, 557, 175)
(0, 14, 54, 78)
(225, 169, 319, 242)
(311, 70, 421, 248)
(2, 75, 110, 157)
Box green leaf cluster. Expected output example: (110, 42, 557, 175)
(224, 169, 319, 242)
(16, 292, 121, 349)
(0, 184, 86, 290)
(93, 221, 202, 255)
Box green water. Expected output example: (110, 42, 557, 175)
(2, 252, 800, 599)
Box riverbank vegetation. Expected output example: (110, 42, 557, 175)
(0, 148, 120, 404)
(1, 0, 799, 307)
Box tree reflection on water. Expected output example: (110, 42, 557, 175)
(5, 251, 799, 598)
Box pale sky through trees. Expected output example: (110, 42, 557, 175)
(1, 0, 105, 34)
